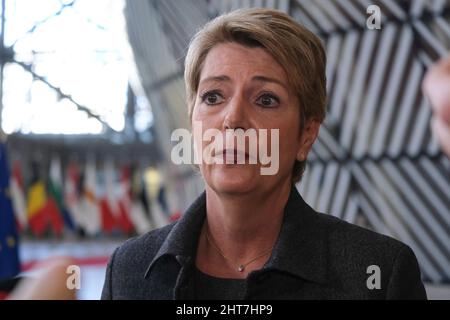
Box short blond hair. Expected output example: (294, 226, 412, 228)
(184, 8, 327, 182)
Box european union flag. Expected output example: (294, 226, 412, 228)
(0, 142, 20, 279)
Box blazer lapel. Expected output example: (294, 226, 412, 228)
(264, 186, 328, 284)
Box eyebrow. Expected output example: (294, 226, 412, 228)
(252, 75, 288, 91)
(199, 75, 231, 86)
(199, 75, 288, 91)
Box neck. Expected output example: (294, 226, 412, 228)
(204, 179, 292, 264)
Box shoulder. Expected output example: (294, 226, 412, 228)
(112, 222, 176, 271)
(316, 212, 406, 254)
(313, 212, 426, 299)
(101, 222, 176, 299)
(314, 211, 410, 267)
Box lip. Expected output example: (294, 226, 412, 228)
(213, 148, 254, 163)
(222, 148, 248, 157)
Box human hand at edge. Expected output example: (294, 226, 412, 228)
(423, 55, 450, 157)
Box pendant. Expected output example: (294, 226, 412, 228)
(238, 265, 245, 272)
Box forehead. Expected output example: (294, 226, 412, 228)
(199, 42, 288, 83)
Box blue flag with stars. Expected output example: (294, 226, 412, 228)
(0, 142, 20, 279)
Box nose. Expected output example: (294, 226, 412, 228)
(223, 93, 249, 131)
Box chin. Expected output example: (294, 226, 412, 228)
(205, 165, 258, 194)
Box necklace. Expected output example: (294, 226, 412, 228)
(204, 226, 274, 273)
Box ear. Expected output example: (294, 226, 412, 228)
(296, 119, 321, 162)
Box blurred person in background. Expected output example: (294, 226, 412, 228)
(101, 8, 426, 300)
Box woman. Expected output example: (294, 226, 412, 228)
(102, 8, 426, 299)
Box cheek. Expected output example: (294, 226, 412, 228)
(281, 130, 300, 158)
(192, 101, 216, 124)
(192, 114, 221, 166)
(192, 104, 206, 145)
(276, 117, 301, 160)
(191, 121, 204, 161)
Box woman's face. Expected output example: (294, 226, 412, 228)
(192, 42, 319, 195)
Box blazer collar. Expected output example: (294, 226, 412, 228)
(144, 192, 207, 277)
(145, 186, 328, 284)
(263, 187, 328, 284)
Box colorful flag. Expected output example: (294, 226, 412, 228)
(64, 163, 85, 233)
(79, 158, 101, 236)
(129, 166, 153, 234)
(97, 162, 117, 233)
(99, 197, 116, 233)
(49, 156, 75, 231)
(9, 161, 27, 232)
(26, 159, 64, 237)
(116, 166, 135, 234)
(26, 180, 48, 236)
(27, 180, 63, 237)
(0, 142, 21, 279)
(44, 195, 64, 237)
(129, 199, 152, 234)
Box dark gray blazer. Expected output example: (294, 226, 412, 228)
(101, 186, 427, 300)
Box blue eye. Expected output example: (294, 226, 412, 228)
(201, 91, 224, 105)
(256, 93, 280, 108)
